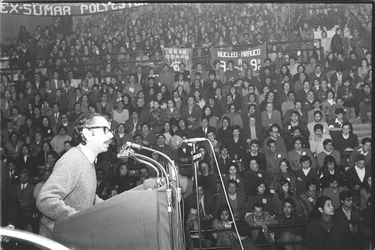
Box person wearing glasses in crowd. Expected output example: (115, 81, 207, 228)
(36, 113, 113, 238)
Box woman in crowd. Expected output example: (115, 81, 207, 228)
(212, 205, 235, 247)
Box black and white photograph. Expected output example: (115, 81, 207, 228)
(0, 2, 372, 250)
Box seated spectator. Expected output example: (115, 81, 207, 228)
(332, 121, 358, 167)
(244, 139, 267, 172)
(185, 181, 215, 228)
(274, 198, 305, 250)
(96, 168, 109, 200)
(181, 96, 202, 126)
(316, 138, 341, 168)
(212, 205, 235, 247)
(216, 117, 233, 144)
(284, 125, 310, 151)
(231, 220, 258, 250)
(194, 116, 216, 138)
(226, 125, 246, 160)
(309, 123, 331, 155)
(113, 123, 132, 153)
(288, 136, 317, 171)
(15, 144, 37, 178)
(307, 110, 329, 138)
(241, 158, 271, 198)
(284, 111, 309, 139)
(154, 134, 174, 159)
(245, 202, 278, 244)
(319, 155, 346, 189)
(264, 138, 288, 174)
(198, 161, 217, 195)
(306, 196, 353, 250)
(261, 102, 283, 130)
(321, 175, 348, 210)
(359, 176, 371, 211)
(242, 114, 263, 143)
(345, 154, 371, 207)
(244, 180, 275, 215)
(109, 163, 136, 194)
(5, 132, 23, 160)
(262, 123, 287, 154)
(136, 166, 150, 186)
(50, 126, 72, 156)
(215, 179, 245, 220)
(348, 137, 371, 168)
(295, 155, 319, 195)
(299, 178, 320, 219)
(358, 83, 371, 123)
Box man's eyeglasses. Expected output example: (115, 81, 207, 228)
(85, 126, 113, 134)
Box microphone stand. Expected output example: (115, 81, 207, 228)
(124, 143, 178, 250)
(190, 142, 203, 250)
(185, 139, 244, 250)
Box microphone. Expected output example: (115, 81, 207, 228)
(125, 141, 143, 150)
(182, 138, 207, 143)
(117, 146, 135, 158)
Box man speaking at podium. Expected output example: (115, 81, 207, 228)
(36, 113, 113, 238)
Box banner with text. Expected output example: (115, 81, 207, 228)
(162, 48, 193, 72)
(210, 44, 267, 72)
(0, 3, 147, 16)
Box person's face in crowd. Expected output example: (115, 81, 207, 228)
(119, 164, 128, 176)
(314, 128, 323, 137)
(336, 28, 342, 36)
(204, 107, 212, 117)
(226, 95, 233, 104)
(228, 165, 237, 176)
(327, 160, 335, 171)
(109, 189, 118, 198)
(53, 104, 59, 113)
(131, 111, 138, 120)
(207, 131, 215, 142)
(308, 183, 316, 192)
(363, 142, 371, 152)
(291, 112, 299, 122)
(281, 201, 294, 218)
(254, 206, 264, 217)
(220, 209, 230, 222)
(42, 142, 50, 152)
(342, 125, 350, 135)
(269, 142, 277, 154)
(307, 91, 314, 100)
(19, 172, 29, 184)
(229, 104, 236, 113)
(11, 108, 18, 116)
(157, 135, 165, 146)
(200, 163, 209, 175)
(96, 170, 105, 181)
(178, 119, 186, 130)
(59, 128, 66, 136)
(42, 117, 49, 127)
(249, 159, 259, 171)
(270, 127, 279, 138)
(233, 128, 240, 137)
(187, 97, 194, 106)
(314, 112, 322, 122)
(294, 139, 302, 151)
(288, 92, 295, 102)
(257, 183, 266, 194)
(266, 103, 273, 112)
(329, 179, 338, 189)
(141, 124, 149, 134)
(228, 182, 237, 195)
(342, 196, 353, 209)
(21, 146, 29, 156)
(64, 142, 72, 151)
(221, 147, 228, 157)
(301, 159, 311, 169)
(46, 154, 56, 167)
(356, 159, 365, 169)
(139, 167, 149, 179)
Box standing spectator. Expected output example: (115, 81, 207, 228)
(331, 27, 344, 55)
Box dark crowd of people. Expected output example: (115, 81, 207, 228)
(0, 3, 372, 250)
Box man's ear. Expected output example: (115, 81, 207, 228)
(82, 128, 92, 140)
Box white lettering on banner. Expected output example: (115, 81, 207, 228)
(80, 4, 89, 14)
(89, 4, 96, 13)
(217, 51, 238, 58)
(33, 4, 43, 16)
(23, 4, 32, 15)
(0, 3, 8, 14)
(44, 5, 54, 15)
(54, 6, 63, 16)
(9, 3, 19, 14)
(63, 6, 71, 15)
(117, 3, 127, 9)
(97, 4, 108, 12)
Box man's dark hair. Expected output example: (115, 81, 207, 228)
(74, 112, 108, 145)
(339, 190, 352, 203)
(253, 202, 265, 210)
(227, 179, 239, 188)
(282, 198, 296, 208)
